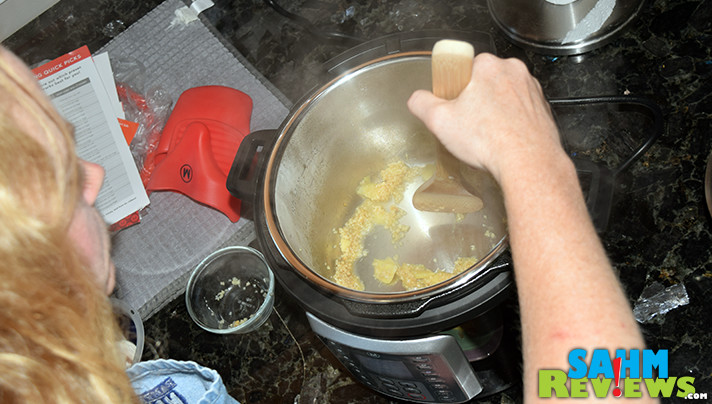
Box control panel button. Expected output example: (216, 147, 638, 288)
(416, 363, 433, 370)
(386, 387, 403, 396)
(407, 392, 427, 400)
(378, 377, 395, 386)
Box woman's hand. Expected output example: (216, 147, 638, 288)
(407, 53, 565, 183)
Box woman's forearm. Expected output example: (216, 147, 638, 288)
(501, 153, 648, 402)
(407, 52, 653, 403)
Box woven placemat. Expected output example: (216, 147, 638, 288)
(100, 0, 290, 319)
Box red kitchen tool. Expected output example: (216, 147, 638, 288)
(146, 86, 253, 222)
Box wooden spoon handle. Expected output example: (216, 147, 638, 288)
(432, 39, 474, 100)
(411, 39, 483, 213)
(432, 40, 475, 177)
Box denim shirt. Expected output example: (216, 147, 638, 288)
(127, 359, 241, 404)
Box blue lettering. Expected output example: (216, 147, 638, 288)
(643, 350, 668, 378)
(568, 349, 588, 378)
(616, 349, 640, 378)
(162, 392, 186, 404)
(588, 349, 613, 378)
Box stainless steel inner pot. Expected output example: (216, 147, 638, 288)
(262, 52, 507, 301)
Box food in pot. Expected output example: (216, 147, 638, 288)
(332, 161, 481, 291)
(372, 256, 399, 284)
(373, 256, 480, 290)
(333, 161, 416, 290)
(356, 161, 418, 203)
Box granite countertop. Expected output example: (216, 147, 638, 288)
(4, 0, 712, 402)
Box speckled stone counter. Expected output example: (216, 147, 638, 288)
(4, 0, 712, 402)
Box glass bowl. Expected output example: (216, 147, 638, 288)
(185, 246, 275, 334)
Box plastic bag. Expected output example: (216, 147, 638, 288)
(110, 56, 173, 187)
(633, 282, 689, 324)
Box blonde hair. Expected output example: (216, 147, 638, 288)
(0, 47, 138, 403)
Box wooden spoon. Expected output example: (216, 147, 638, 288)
(412, 39, 484, 214)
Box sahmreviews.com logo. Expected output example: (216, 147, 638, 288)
(539, 349, 705, 399)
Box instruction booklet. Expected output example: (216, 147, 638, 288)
(32, 46, 149, 226)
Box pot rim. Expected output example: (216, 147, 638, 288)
(262, 51, 509, 303)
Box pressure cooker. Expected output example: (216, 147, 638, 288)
(227, 31, 520, 402)
(226, 26, 665, 400)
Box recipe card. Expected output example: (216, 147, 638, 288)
(32, 46, 150, 225)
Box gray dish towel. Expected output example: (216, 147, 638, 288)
(100, 0, 290, 319)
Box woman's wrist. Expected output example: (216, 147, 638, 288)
(490, 143, 574, 192)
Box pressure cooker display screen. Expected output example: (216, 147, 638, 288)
(355, 354, 412, 379)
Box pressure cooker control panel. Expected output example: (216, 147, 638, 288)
(307, 313, 482, 403)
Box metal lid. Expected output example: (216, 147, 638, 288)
(487, 0, 645, 55)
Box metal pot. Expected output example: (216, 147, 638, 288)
(487, 0, 646, 55)
(228, 33, 511, 325)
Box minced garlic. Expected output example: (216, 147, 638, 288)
(333, 162, 419, 290)
(332, 160, 481, 291)
(373, 257, 399, 284)
(371, 255, 480, 291)
(230, 316, 251, 328)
